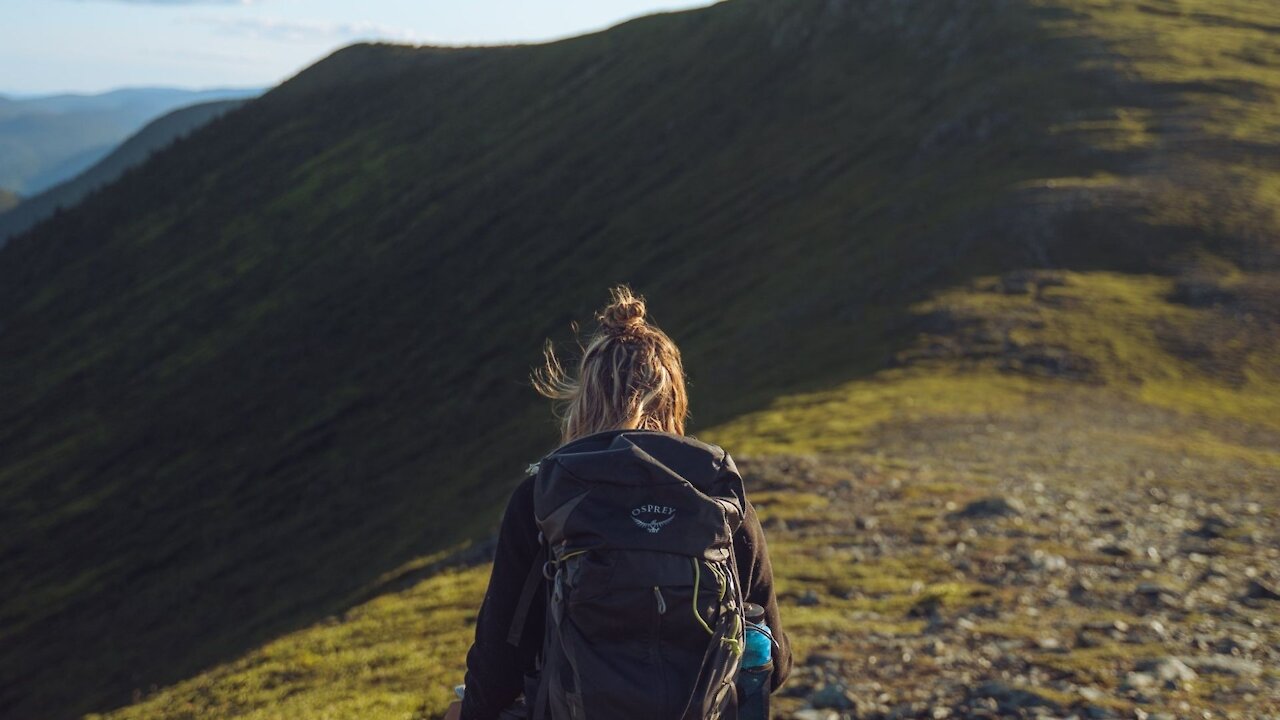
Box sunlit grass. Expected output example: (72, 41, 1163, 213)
(90, 562, 488, 720)
(707, 270, 1279, 458)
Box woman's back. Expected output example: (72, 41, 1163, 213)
(454, 286, 791, 720)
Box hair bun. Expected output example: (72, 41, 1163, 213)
(597, 284, 647, 333)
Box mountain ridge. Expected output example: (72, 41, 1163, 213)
(1, 0, 1276, 717)
(0, 86, 263, 195)
(0, 99, 250, 246)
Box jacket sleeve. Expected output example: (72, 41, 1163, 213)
(459, 476, 543, 720)
(733, 496, 794, 692)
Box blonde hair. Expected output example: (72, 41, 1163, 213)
(531, 284, 689, 445)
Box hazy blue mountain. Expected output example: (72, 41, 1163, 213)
(0, 98, 250, 246)
(0, 86, 263, 195)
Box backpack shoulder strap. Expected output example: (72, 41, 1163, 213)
(506, 533, 548, 648)
(505, 463, 548, 648)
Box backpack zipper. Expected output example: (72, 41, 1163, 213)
(652, 585, 667, 716)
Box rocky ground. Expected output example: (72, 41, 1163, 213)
(737, 393, 1279, 720)
(89, 385, 1278, 720)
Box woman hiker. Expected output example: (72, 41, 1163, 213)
(448, 284, 792, 719)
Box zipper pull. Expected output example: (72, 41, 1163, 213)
(653, 586, 667, 614)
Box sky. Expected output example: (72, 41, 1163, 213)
(0, 0, 716, 96)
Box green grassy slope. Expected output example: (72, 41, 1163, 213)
(0, 99, 251, 246)
(1, 0, 1277, 718)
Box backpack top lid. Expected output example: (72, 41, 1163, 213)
(544, 428, 734, 484)
(531, 429, 747, 563)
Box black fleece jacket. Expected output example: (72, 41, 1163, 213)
(459, 433, 792, 720)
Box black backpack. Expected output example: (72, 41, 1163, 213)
(507, 430, 749, 720)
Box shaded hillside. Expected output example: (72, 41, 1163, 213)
(0, 99, 249, 246)
(1, 0, 1277, 718)
(0, 188, 18, 213)
(0, 86, 262, 194)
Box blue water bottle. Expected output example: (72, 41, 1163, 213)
(737, 602, 773, 719)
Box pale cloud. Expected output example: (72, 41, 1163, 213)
(67, 0, 266, 5)
(185, 16, 424, 43)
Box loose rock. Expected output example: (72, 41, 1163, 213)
(1245, 577, 1280, 601)
(948, 496, 1023, 520)
(809, 682, 858, 710)
(1135, 657, 1197, 689)
(1181, 655, 1263, 677)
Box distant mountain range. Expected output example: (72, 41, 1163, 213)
(0, 86, 263, 195)
(0, 98, 251, 245)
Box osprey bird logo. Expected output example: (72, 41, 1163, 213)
(631, 515, 675, 534)
(631, 504, 676, 534)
